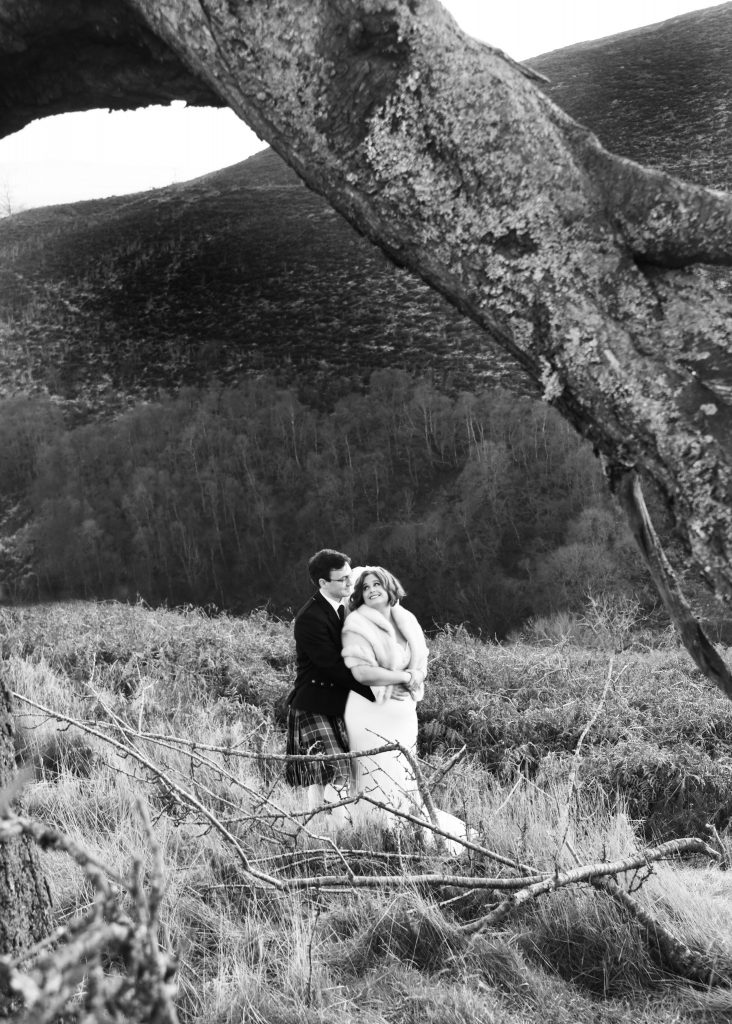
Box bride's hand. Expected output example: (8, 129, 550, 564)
(408, 669, 425, 690)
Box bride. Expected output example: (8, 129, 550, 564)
(341, 566, 467, 853)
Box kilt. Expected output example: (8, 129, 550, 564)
(285, 708, 350, 787)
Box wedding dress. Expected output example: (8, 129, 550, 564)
(342, 602, 468, 854)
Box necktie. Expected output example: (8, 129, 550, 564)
(337, 605, 345, 624)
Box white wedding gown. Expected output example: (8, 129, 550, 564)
(344, 654, 468, 855)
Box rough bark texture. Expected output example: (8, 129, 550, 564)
(125, 0, 732, 619)
(2, 2, 732, 681)
(0, 674, 52, 1001)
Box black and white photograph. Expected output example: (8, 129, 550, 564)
(1, 1, 731, 1020)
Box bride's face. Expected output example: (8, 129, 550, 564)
(361, 573, 389, 610)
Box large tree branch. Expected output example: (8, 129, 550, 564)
(123, 1, 732, 624)
(583, 144, 732, 267)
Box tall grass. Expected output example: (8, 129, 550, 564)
(2, 600, 731, 1022)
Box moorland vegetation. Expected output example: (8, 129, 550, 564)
(3, 598, 732, 1022)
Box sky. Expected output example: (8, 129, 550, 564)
(0, 0, 727, 212)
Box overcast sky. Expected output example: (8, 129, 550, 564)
(0, 0, 726, 211)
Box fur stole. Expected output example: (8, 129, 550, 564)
(341, 603, 428, 703)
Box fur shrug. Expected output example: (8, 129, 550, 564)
(341, 603, 428, 703)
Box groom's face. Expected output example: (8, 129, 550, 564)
(321, 563, 352, 603)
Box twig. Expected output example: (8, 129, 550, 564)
(0, 804, 181, 1023)
(427, 745, 467, 790)
(393, 740, 440, 828)
(555, 657, 621, 859)
(11, 690, 281, 889)
(492, 775, 525, 817)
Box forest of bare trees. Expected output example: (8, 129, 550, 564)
(0, 374, 651, 634)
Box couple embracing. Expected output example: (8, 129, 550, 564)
(285, 548, 467, 850)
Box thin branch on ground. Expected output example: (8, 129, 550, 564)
(460, 837, 720, 932)
(592, 873, 730, 986)
(11, 691, 281, 889)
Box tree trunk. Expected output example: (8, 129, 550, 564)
(0, 673, 52, 1006)
(127, 0, 732, 670)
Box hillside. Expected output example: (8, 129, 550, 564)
(534, 2, 732, 192)
(1, 4, 731, 414)
(0, 150, 526, 414)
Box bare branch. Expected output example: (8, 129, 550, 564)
(0, 807, 180, 1024)
(460, 837, 720, 932)
(11, 691, 281, 889)
(555, 658, 619, 859)
(593, 874, 731, 986)
(613, 469, 732, 701)
(427, 745, 468, 790)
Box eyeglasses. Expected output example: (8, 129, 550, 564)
(329, 575, 352, 584)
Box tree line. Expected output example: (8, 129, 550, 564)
(0, 371, 651, 634)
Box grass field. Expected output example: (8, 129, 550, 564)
(2, 599, 732, 1023)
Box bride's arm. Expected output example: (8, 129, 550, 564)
(390, 604, 428, 701)
(350, 664, 412, 687)
(342, 632, 411, 689)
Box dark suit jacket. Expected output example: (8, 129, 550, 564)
(287, 591, 375, 716)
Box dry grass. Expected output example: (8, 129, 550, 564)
(2, 600, 731, 1022)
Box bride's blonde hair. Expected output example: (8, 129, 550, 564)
(349, 566, 405, 610)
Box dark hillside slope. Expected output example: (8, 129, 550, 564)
(0, 150, 523, 411)
(534, 2, 732, 191)
(0, 5, 730, 413)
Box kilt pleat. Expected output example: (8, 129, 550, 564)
(285, 709, 350, 787)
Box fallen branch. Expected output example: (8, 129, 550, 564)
(11, 691, 281, 889)
(127, 724, 532, 870)
(15, 696, 531, 873)
(460, 837, 720, 932)
(592, 874, 731, 987)
(208, 870, 546, 892)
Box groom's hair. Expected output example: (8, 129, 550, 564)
(349, 566, 405, 609)
(308, 548, 351, 587)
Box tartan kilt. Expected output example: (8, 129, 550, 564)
(285, 708, 350, 787)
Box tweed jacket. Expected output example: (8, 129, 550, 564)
(341, 603, 428, 704)
(287, 591, 375, 716)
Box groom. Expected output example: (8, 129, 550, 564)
(285, 548, 375, 808)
